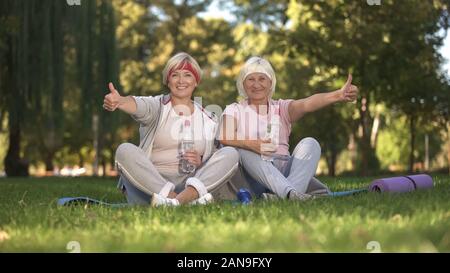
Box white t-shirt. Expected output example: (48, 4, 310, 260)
(151, 103, 206, 179)
(222, 99, 293, 155)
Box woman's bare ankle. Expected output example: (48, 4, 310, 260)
(168, 191, 177, 199)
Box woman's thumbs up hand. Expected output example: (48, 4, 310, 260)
(339, 74, 358, 103)
(103, 82, 122, 111)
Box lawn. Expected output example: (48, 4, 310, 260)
(0, 175, 449, 252)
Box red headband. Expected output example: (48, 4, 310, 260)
(168, 61, 200, 84)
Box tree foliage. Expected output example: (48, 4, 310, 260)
(1, 0, 450, 176)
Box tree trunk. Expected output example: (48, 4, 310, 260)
(4, 121, 28, 177)
(424, 134, 429, 171)
(371, 107, 381, 148)
(409, 115, 416, 173)
(358, 96, 373, 176)
(447, 122, 450, 175)
(44, 152, 54, 174)
(101, 156, 106, 177)
(3, 22, 28, 177)
(78, 151, 85, 168)
(92, 113, 99, 176)
(327, 150, 337, 177)
(110, 146, 116, 173)
(348, 133, 356, 171)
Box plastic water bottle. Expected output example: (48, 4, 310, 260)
(261, 123, 274, 162)
(180, 118, 196, 174)
(261, 108, 280, 162)
(237, 188, 252, 205)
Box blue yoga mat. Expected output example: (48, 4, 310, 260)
(58, 189, 367, 207)
(57, 197, 128, 208)
(329, 188, 367, 197)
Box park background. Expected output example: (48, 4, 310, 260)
(1, 0, 450, 253)
(1, 0, 450, 178)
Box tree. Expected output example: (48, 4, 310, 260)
(0, 0, 67, 176)
(0, 0, 119, 176)
(284, 0, 450, 175)
(70, 0, 119, 175)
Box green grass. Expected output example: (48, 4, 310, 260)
(0, 175, 449, 252)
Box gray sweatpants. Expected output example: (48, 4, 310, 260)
(115, 143, 239, 205)
(237, 137, 330, 198)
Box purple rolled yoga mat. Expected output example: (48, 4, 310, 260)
(369, 174, 433, 193)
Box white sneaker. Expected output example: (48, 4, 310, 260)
(151, 193, 180, 207)
(262, 192, 280, 201)
(308, 189, 331, 197)
(189, 193, 213, 205)
(288, 190, 315, 201)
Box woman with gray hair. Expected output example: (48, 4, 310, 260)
(103, 52, 239, 206)
(220, 56, 358, 200)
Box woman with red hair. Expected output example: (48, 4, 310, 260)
(104, 52, 239, 206)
